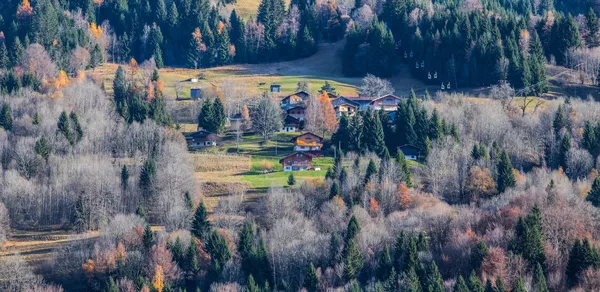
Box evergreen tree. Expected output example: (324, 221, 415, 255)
(304, 263, 318, 292)
(143, 224, 153, 249)
(206, 230, 232, 280)
(192, 201, 211, 239)
(113, 66, 128, 116)
(364, 159, 378, 184)
(121, 165, 129, 190)
(139, 159, 157, 197)
(401, 268, 422, 292)
(453, 275, 469, 292)
(362, 113, 386, 155)
(396, 149, 413, 187)
(470, 240, 489, 273)
(35, 136, 50, 161)
(211, 97, 226, 133)
(106, 277, 118, 292)
(511, 207, 546, 269)
(155, 0, 167, 23)
(57, 111, 72, 143)
(586, 176, 600, 207)
(377, 246, 393, 280)
(345, 215, 360, 243)
(33, 112, 41, 125)
(198, 98, 214, 131)
(326, 179, 340, 198)
(0, 103, 13, 131)
(495, 276, 506, 292)
(70, 112, 83, 143)
(496, 151, 515, 193)
(559, 134, 571, 170)
(168, 1, 179, 28)
(529, 32, 547, 94)
(512, 278, 526, 292)
(248, 274, 261, 292)
(332, 114, 350, 151)
(553, 104, 568, 133)
(468, 271, 484, 292)
(343, 239, 363, 280)
(586, 8, 600, 48)
(0, 42, 8, 69)
(11, 38, 24, 68)
(91, 44, 104, 68)
(566, 238, 600, 287)
(533, 262, 549, 292)
(187, 238, 200, 274)
(287, 172, 296, 186)
(416, 232, 428, 252)
(426, 261, 444, 292)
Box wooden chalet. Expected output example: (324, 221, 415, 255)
(280, 152, 317, 171)
(285, 104, 306, 120)
(291, 132, 324, 151)
(281, 115, 301, 132)
(398, 144, 421, 161)
(183, 130, 219, 147)
(281, 91, 310, 105)
(331, 97, 359, 117)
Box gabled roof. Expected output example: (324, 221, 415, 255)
(283, 115, 301, 126)
(279, 151, 317, 163)
(183, 130, 217, 139)
(399, 144, 421, 155)
(331, 96, 360, 108)
(290, 132, 324, 142)
(284, 104, 307, 111)
(371, 94, 403, 102)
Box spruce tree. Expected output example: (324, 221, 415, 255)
(139, 159, 157, 197)
(143, 225, 153, 249)
(401, 268, 421, 292)
(11, 38, 24, 68)
(206, 230, 232, 280)
(57, 111, 72, 143)
(468, 271, 484, 292)
(345, 215, 360, 243)
(304, 263, 318, 292)
(496, 151, 515, 193)
(113, 66, 128, 116)
(70, 112, 83, 143)
(0, 42, 8, 69)
(586, 176, 600, 207)
(559, 134, 571, 170)
(586, 8, 600, 48)
(396, 149, 413, 187)
(553, 104, 567, 133)
(35, 136, 50, 161)
(533, 262, 548, 292)
(364, 159, 378, 184)
(106, 277, 118, 292)
(198, 98, 214, 131)
(470, 240, 489, 272)
(211, 97, 226, 133)
(329, 182, 340, 199)
(512, 278, 526, 292)
(0, 103, 13, 131)
(426, 261, 444, 292)
(343, 239, 363, 280)
(377, 246, 393, 280)
(495, 276, 506, 292)
(511, 207, 546, 269)
(192, 201, 211, 239)
(287, 172, 296, 186)
(453, 275, 469, 292)
(121, 165, 129, 190)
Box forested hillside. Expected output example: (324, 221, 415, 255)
(2, 0, 600, 291)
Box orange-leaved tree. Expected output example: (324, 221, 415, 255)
(152, 264, 164, 292)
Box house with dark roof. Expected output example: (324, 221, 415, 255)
(291, 132, 324, 151)
(398, 144, 421, 161)
(285, 104, 306, 120)
(183, 130, 219, 147)
(281, 91, 310, 105)
(280, 152, 317, 171)
(344, 94, 403, 112)
(281, 115, 301, 132)
(331, 97, 360, 117)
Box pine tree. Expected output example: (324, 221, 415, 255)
(70, 112, 83, 143)
(401, 268, 421, 292)
(512, 278, 526, 292)
(248, 274, 261, 292)
(586, 176, 600, 207)
(345, 215, 360, 243)
(139, 159, 157, 197)
(143, 225, 153, 249)
(57, 111, 72, 143)
(343, 239, 364, 280)
(559, 134, 571, 170)
(304, 263, 319, 292)
(496, 151, 515, 193)
(396, 149, 413, 187)
(511, 207, 546, 269)
(0, 42, 8, 69)
(192, 201, 211, 239)
(35, 136, 50, 161)
(287, 172, 296, 186)
(168, 1, 179, 28)
(364, 159, 378, 184)
(332, 114, 350, 151)
(121, 165, 129, 190)
(198, 98, 214, 131)
(377, 246, 393, 280)
(113, 66, 128, 116)
(11, 38, 24, 68)
(453, 276, 469, 292)
(416, 232, 428, 252)
(468, 271, 484, 292)
(495, 276, 506, 292)
(0, 103, 13, 131)
(553, 104, 567, 133)
(107, 277, 118, 292)
(533, 262, 548, 292)
(470, 240, 489, 272)
(187, 238, 200, 274)
(206, 230, 232, 280)
(211, 97, 227, 133)
(426, 261, 444, 292)
(155, 0, 167, 23)
(330, 182, 340, 199)
(587, 8, 600, 48)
